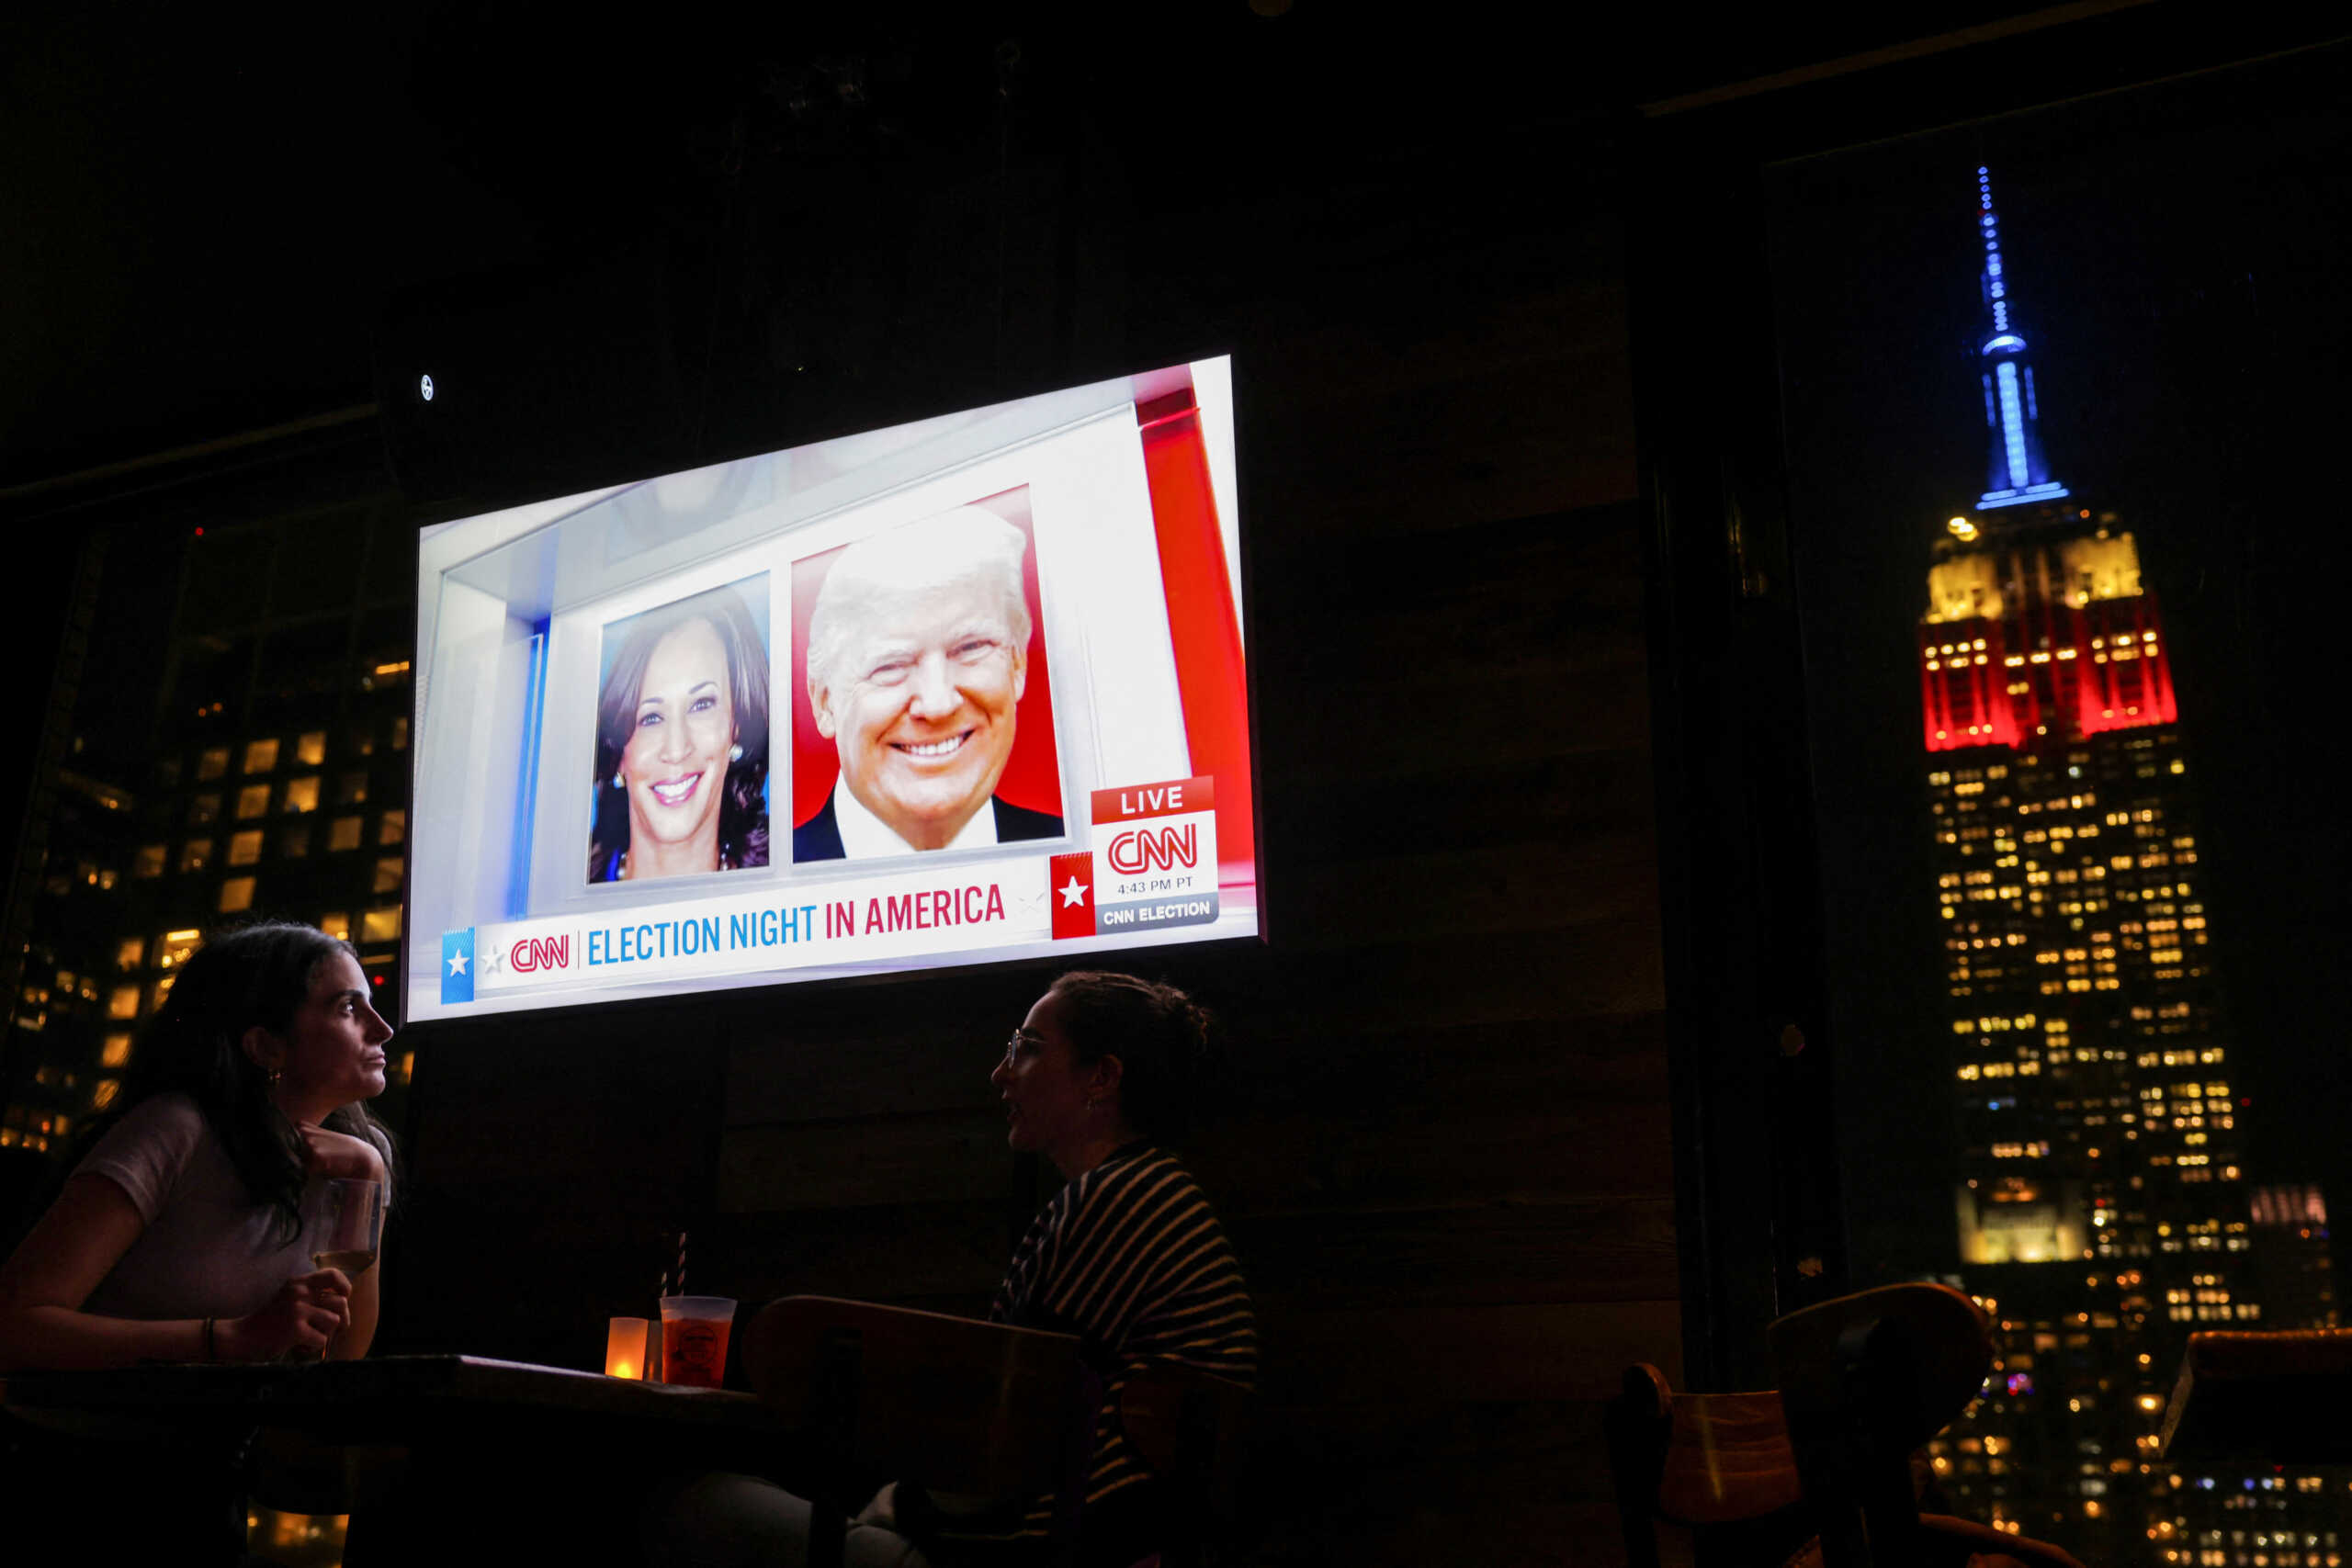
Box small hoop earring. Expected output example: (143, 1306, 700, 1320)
(729, 743, 744, 763)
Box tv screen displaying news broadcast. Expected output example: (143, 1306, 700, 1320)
(405, 358, 1258, 1021)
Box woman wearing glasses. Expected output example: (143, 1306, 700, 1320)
(650, 970, 1255, 1567)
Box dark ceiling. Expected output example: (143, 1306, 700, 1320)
(1, 4, 2084, 490)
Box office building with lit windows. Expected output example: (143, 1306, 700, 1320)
(0, 441, 420, 1210)
(1916, 171, 2338, 1567)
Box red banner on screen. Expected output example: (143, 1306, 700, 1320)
(1050, 852, 1096, 940)
(1091, 774, 1214, 826)
(1136, 386, 1254, 889)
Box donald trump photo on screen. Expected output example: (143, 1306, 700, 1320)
(794, 505, 1064, 862)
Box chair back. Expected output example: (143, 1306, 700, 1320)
(1117, 1362, 1255, 1567)
(743, 1294, 1089, 1500)
(1606, 1362, 1809, 1568)
(1766, 1282, 1992, 1568)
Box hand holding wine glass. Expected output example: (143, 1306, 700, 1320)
(310, 1177, 383, 1358)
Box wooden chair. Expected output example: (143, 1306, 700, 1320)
(1115, 1361, 1255, 1568)
(1769, 1282, 1993, 1568)
(742, 1295, 1097, 1568)
(1606, 1362, 1815, 1568)
(1610, 1284, 2088, 1568)
(2161, 1326, 2352, 1464)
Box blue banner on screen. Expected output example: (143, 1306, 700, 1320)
(405, 360, 1261, 1020)
(440, 929, 475, 1006)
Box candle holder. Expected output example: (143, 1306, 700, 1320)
(605, 1316, 649, 1379)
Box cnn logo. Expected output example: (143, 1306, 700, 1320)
(510, 935, 571, 973)
(1105, 824, 1198, 875)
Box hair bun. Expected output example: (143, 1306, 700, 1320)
(1046, 971, 1221, 1141)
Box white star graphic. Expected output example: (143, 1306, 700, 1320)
(481, 943, 504, 977)
(447, 948, 469, 976)
(1058, 875, 1089, 908)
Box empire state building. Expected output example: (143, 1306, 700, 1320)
(1914, 168, 2332, 1564)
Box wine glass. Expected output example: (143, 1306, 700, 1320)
(311, 1178, 383, 1358)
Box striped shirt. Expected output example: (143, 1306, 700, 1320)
(935, 1143, 1256, 1550)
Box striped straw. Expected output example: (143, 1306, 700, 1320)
(674, 1231, 687, 1298)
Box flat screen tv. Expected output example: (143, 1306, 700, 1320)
(404, 357, 1257, 1021)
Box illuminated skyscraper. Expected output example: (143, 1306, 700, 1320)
(1915, 170, 2335, 1565)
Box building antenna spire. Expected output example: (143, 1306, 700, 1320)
(1973, 165, 2070, 512)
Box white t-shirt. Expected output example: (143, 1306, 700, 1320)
(74, 1093, 329, 1322)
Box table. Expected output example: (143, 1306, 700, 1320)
(3, 1356, 801, 1566)
(2158, 1328, 2352, 1465)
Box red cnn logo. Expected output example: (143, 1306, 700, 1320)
(1105, 823, 1197, 876)
(510, 935, 571, 973)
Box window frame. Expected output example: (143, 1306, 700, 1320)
(1624, 10, 2344, 1390)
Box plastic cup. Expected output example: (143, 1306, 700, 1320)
(658, 1296, 736, 1388)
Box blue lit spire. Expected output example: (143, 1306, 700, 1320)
(1973, 165, 2069, 512)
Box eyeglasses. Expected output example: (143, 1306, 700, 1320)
(1001, 1031, 1036, 1067)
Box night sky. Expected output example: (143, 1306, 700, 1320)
(1770, 43, 2352, 1282)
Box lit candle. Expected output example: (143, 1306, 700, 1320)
(605, 1316, 649, 1379)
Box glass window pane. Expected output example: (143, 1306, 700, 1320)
(114, 938, 144, 970)
(179, 839, 213, 873)
(337, 772, 368, 807)
(283, 776, 320, 814)
(1762, 56, 2352, 1564)
(390, 716, 410, 750)
(134, 844, 166, 878)
(228, 830, 264, 866)
(196, 747, 229, 781)
(218, 876, 256, 914)
(359, 907, 401, 944)
(235, 784, 271, 820)
(348, 723, 375, 759)
(296, 730, 327, 766)
(378, 810, 406, 846)
(329, 816, 364, 852)
(278, 823, 311, 858)
(320, 911, 351, 942)
(372, 856, 404, 895)
(107, 987, 139, 1020)
(243, 739, 279, 773)
(91, 1078, 120, 1110)
(188, 795, 220, 826)
(100, 1033, 131, 1068)
(157, 930, 201, 970)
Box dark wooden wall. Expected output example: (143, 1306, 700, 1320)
(394, 197, 1675, 1563)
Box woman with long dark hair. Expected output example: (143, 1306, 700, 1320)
(0, 919, 397, 1370)
(589, 583, 772, 882)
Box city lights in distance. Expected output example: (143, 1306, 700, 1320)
(1950, 516, 1979, 541)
